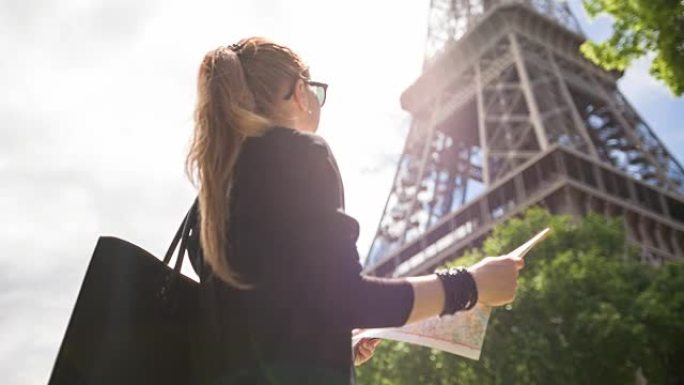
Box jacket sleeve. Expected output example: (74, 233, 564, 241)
(272, 133, 415, 331)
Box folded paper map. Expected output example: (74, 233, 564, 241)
(352, 227, 551, 360)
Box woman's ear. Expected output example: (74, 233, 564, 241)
(292, 79, 313, 114)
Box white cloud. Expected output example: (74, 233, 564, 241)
(1, 1, 428, 383)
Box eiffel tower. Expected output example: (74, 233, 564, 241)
(362, 0, 684, 278)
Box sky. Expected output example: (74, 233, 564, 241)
(1, 1, 682, 384)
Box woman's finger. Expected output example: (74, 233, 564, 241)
(355, 348, 370, 363)
(354, 337, 381, 362)
(362, 339, 381, 352)
(354, 339, 383, 366)
(514, 257, 525, 270)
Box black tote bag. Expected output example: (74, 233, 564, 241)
(48, 197, 201, 385)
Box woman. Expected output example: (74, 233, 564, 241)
(185, 37, 523, 385)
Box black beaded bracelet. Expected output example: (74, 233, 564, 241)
(435, 267, 478, 317)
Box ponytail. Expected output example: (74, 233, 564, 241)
(185, 45, 270, 289)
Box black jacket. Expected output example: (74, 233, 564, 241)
(188, 126, 414, 385)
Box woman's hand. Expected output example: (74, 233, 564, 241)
(467, 255, 525, 307)
(353, 337, 382, 366)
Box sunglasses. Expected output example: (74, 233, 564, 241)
(283, 76, 328, 107)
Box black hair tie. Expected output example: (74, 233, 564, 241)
(228, 42, 245, 52)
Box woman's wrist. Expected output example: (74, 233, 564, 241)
(404, 274, 447, 324)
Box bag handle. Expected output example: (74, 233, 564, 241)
(162, 196, 199, 273)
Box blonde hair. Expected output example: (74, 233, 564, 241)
(184, 37, 309, 289)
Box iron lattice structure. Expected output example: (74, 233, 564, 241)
(363, 0, 684, 277)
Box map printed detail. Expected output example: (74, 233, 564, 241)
(352, 228, 551, 360)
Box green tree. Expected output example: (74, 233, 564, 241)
(356, 207, 684, 384)
(579, 0, 684, 96)
(635, 261, 684, 384)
